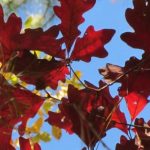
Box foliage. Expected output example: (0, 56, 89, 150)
(0, 0, 150, 150)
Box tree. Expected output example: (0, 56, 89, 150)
(0, 0, 150, 149)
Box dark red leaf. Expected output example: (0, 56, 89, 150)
(121, 0, 150, 52)
(71, 26, 115, 62)
(116, 135, 138, 150)
(118, 55, 150, 98)
(54, 0, 96, 51)
(134, 118, 150, 149)
(10, 51, 69, 90)
(19, 26, 65, 58)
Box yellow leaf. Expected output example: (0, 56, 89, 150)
(37, 109, 44, 117)
(31, 134, 40, 143)
(0, 62, 2, 68)
(43, 100, 53, 113)
(43, 54, 52, 61)
(52, 126, 62, 140)
(72, 70, 82, 82)
(20, 81, 28, 87)
(66, 70, 83, 89)
(26, 117, 43, 134)
(30, 50, 41, 58)
(2, 72, 19, 85)
(32, 89, 41, 96)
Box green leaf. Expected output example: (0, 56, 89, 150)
(31, 134, 40, 143)
(39, 132, 51, 142)
(24, 17, 33, 29)
(24, 15, 44, 29)
(43, 100, 53, 113)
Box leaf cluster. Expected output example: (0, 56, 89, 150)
(0, 0, 150, 150)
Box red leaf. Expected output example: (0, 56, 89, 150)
(54, 0, 96, 51)
(125, 92, 149, 121)
(34, 143, 41, 150)
(0, 128, 15, 150)
(0, 75, 43, 135)
(19, 137, 31, 150)
(0, 5, 22, 62)
(111, 100, 128, 134)
(47, 111, 73, 134)
(71, 26, 115, 62)
(19, 26, 65, 58)
(121, 0, 150, 52)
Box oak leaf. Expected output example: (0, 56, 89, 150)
(54, 0, 96, 51)
(121, 0, 150, 52)
(71, 26, 115, 62)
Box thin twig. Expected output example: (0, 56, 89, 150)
(105, 98, 123, 130)
(68, 64, 87, 88)
(69, 55, 150, 93)
(97, 114, 150, 130)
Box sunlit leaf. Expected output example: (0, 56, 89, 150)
(125, 92, 149, 121)
(66, 70, 83, 89)
(31, 134, 40, 144)
(52, 126, 62, 140)
(26, 118, 43, 134)
(2, 72, 19, 85)
(24, 15, 44, 29)
(43, 100, 54, 113)
(24, 17, 33, 29)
